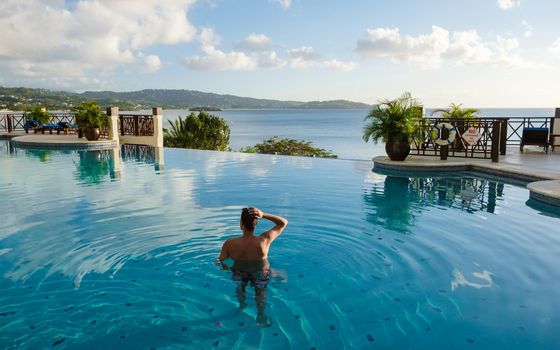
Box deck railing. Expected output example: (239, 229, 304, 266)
(411, 117, 507, 161)
(0, 112, 76, 132)
(118, 114, 154, 136)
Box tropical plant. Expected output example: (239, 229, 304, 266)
(26, 105, 51, 124)
(163, 111, 230, 151)
(72, 101, 108, 129)
(363, 92, 423, 161)
(241, 136, 337, 158)
(362, 92, 423, 144)
(430, 103, 480, 120)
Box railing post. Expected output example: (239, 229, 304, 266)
(551, 108, 560, 151)
(152, 107, 163, 148)
(133, 115, 139, 136)
(106, 106, 120, 141)
(500, 118, 508, 155)
(491, 121, 501, 162)
(7, 114, 12, 133)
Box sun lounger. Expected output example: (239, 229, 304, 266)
(520, 127, 549, 152)
(24, 120, 78, 135)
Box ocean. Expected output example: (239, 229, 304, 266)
(156, 108, 556, 161)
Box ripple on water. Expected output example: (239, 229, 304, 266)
(0, 143, 560, 349)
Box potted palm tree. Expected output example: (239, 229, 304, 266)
(430, 103, 480, 120)
(72, 101, 108, 141)
(363, 92, 423, 161)
(431, 103, 480, 151)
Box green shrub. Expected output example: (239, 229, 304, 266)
(72, 101, 108, 129)
(241, 136, 337, 158)
(26, 106, 51, 124)
(164, 111, 230, 151)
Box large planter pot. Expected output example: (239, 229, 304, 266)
(84, 127, 100, 141)
(385, 137, 411, 161)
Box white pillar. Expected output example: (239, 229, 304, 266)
(553, 108, 560, 148)
(107, 106, 119, 141)
(155, 146, 164, 172)
(152, 107, 163, 148)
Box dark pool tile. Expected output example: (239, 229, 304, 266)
(181, 326, 188, 332)
(52, 337, 65, 346)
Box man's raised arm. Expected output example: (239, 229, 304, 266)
(249, 208, 288, 242)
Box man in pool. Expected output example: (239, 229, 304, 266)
(218, 207, 288, 327)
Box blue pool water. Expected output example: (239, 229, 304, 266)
(0, 140, 559, 349)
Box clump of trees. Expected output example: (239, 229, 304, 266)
(241, 136, 337, 158)
(163, 111, 230, 151)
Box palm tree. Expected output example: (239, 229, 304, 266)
(363, 92, 423, 160)
(431, 103, 480, 120)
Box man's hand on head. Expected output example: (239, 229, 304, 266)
(249, 207, 264, 220)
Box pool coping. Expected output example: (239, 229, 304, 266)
(373, 156, 560, 207)
(9, 135, 118, 150)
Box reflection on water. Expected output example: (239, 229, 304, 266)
(75, 150, 116, 184)
(121, 144, 164, 172)
(363, 173, 505, 234)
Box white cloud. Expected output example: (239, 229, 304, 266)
(184, 46, 258, 71)
(355, 26, 450, 68)
(139, 54, 162, 73)
(235, 33, 273, 52)
(0, 0, 196, 88)
(287, 46, 355, 71)
(322, 59, 356, 72)
(548, 39, 560, 58)
(272, 0, 291, 9)
(356, 26, 536, 69)
(521, 20, 533, 38)
(497, 0, 521, 10)
(258, 51, 286, 69)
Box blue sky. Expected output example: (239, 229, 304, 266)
(1, 0, 559, 107)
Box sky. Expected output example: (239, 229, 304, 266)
(0, 0, 560, 107)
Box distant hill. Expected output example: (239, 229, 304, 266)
(80, 89, 371, 109)
(0, 86, 371, 110)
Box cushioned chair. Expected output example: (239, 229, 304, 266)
(520, 127, 549, 153)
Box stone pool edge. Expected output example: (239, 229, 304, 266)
(373, 156, 560, 208)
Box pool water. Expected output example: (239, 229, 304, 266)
(0, 140, 559, 349)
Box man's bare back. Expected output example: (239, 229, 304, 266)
(219, 208, 288, 261)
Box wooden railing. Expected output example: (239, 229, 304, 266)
(118, 114, 154, 136)
(0, 112, 76, 132)
(411, 118, 507, 161)
(502, 116, 555, 146)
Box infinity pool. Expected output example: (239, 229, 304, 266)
(0, 140, 559, 349)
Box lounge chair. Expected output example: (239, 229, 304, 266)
(24, 120, 78, 135)
(56, 121, 78, 134)
(520, 127, 549, 153)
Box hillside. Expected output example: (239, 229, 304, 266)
(0, 86, 371, 110)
